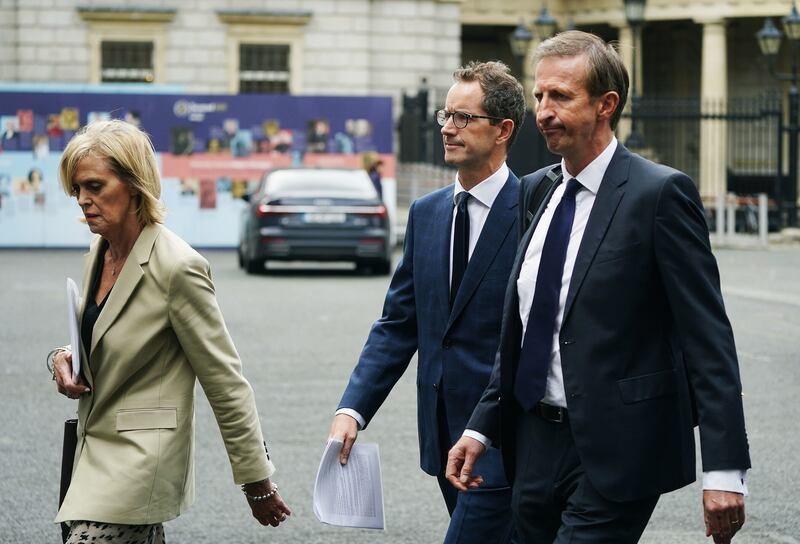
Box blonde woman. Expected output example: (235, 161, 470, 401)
(48, 120, 290, 543)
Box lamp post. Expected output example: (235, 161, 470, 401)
(534, 6, 558, 41)
(757, 4, 800, 228)
(509, 6, 558, 74)
(509, 20, 533, 78)
(623, 0, 646, 149)
(509, 5, 557, 91)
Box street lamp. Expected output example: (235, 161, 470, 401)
(508, 5, 558, 77)
(508, 6, 558, 80)
(757, 3, 800, 227)
(624, 0, 646, 149)
(534, 6, 558, 41)
(509, 19, 533, 76)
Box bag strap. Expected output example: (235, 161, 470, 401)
(524, 164, 563, 231)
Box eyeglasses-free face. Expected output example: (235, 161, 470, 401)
(436, 109, 505, 129)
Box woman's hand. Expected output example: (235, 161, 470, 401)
(242, 478, 292, 527)
(52, 350, 90, 399)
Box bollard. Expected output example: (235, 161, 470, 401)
(758, 193, 768, 246)
(716, 192, 725, 240)
(410, 165, 419, 203)
(726, 193, 736, 240)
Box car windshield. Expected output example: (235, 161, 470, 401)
(264, 169, 377, 199)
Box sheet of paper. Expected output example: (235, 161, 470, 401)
(66, 277, 82, 378)
(313, 438, 385, 530)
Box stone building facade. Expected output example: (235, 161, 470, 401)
(0, 0, 462, 106)
(2, 0, 798, 203)
(460, 0, 799, 201)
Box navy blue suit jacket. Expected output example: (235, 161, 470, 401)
(338, 172, 519, 478)
(469, 145, 751, 501)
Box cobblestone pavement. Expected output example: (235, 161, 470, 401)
(0, 247, 797, 543)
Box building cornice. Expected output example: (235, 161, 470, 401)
(215, 9, 312, 26)
(77, 5, 176, 23)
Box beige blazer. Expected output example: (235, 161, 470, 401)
(55, 224, 274, 525)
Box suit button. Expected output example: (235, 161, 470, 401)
(443, 339, 452, 349)
(433, 383, 439, 390)
(561, 339, 575, 346)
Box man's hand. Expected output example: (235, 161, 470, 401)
(52, 350, 90, 399)
(445, 436, 486, 491)
(703, 490, 745, 543)
(329, 413, 359, 465)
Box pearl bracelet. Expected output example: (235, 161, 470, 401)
(241, 483, 278, 502)
(46, 346, 70, 379)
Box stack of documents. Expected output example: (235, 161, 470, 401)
(313, 438, 385, 530)
(66, 278, 81, 378)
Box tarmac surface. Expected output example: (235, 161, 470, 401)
(0, 246, 798, 543)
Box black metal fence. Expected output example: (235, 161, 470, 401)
(630, 94, 784, 201)
(397, 85, 790, 225)
(397, 85, 558, 176)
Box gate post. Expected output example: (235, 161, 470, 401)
(698, 18, 728, 200)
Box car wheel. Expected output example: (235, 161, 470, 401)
(245, 256, 265, 275)
(357, 258, 391, 276)
(373, 257, 392, 276)
(237, 247, 244, 268)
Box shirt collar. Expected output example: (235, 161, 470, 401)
(453, 162, 509, 208)
(560, 137, 617, 195)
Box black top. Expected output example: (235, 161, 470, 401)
(81, 243, 110, 360)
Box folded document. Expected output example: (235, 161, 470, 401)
(66, 277, 81, 378)
(313, 438, 385, 530)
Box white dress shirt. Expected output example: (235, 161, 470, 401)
(465, 139, 747, 495)
(337, 162, 510, 430)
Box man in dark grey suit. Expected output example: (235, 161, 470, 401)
(329, 61, 526, 543)
(447, 31, 750, 544)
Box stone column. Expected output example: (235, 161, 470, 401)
(520, 30, 547, 104)
(698, 18, 728, 200)
(615, 24, 634, 143)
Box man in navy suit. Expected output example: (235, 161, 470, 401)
(329, 61, 526, 543)
(447, 31, 750, 544)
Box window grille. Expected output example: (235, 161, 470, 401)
(101, 41, 155, 83)
(239, 43, 290, 94)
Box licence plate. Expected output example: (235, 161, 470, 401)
(304, 212, 346, 224)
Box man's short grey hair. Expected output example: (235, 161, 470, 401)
(453, 60, 527, 148)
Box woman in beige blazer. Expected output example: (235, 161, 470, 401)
(48, 120, 291, 543)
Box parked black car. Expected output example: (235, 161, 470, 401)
(238, 167, 392, 274)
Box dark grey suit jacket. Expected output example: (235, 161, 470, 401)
(468, 144, 750, 502)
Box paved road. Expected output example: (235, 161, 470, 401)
(0, 246, 798, 543)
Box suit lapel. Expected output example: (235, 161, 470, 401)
(90, 224, 159, 357)
(434, 188, 456, 321)
(447, 174, 518, 330)
(562, 146, 630, 324)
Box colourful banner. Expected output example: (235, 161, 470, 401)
(0, 91, 394, 247)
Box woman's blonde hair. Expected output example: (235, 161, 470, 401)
(59, 119, 166, 226)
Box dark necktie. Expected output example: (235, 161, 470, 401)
(450, 192, 471, 307)
(514, 178, 582, 411)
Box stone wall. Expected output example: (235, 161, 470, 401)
(0, 0, 462, 117)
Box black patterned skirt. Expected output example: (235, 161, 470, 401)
(65, 521, 165, 543)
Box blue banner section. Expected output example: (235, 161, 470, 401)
(0, 91, 394, 247)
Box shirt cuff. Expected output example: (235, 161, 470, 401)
(702, 469, 748, 496)
(462, 429, 491, 449)
(335, 408, 365, 430)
